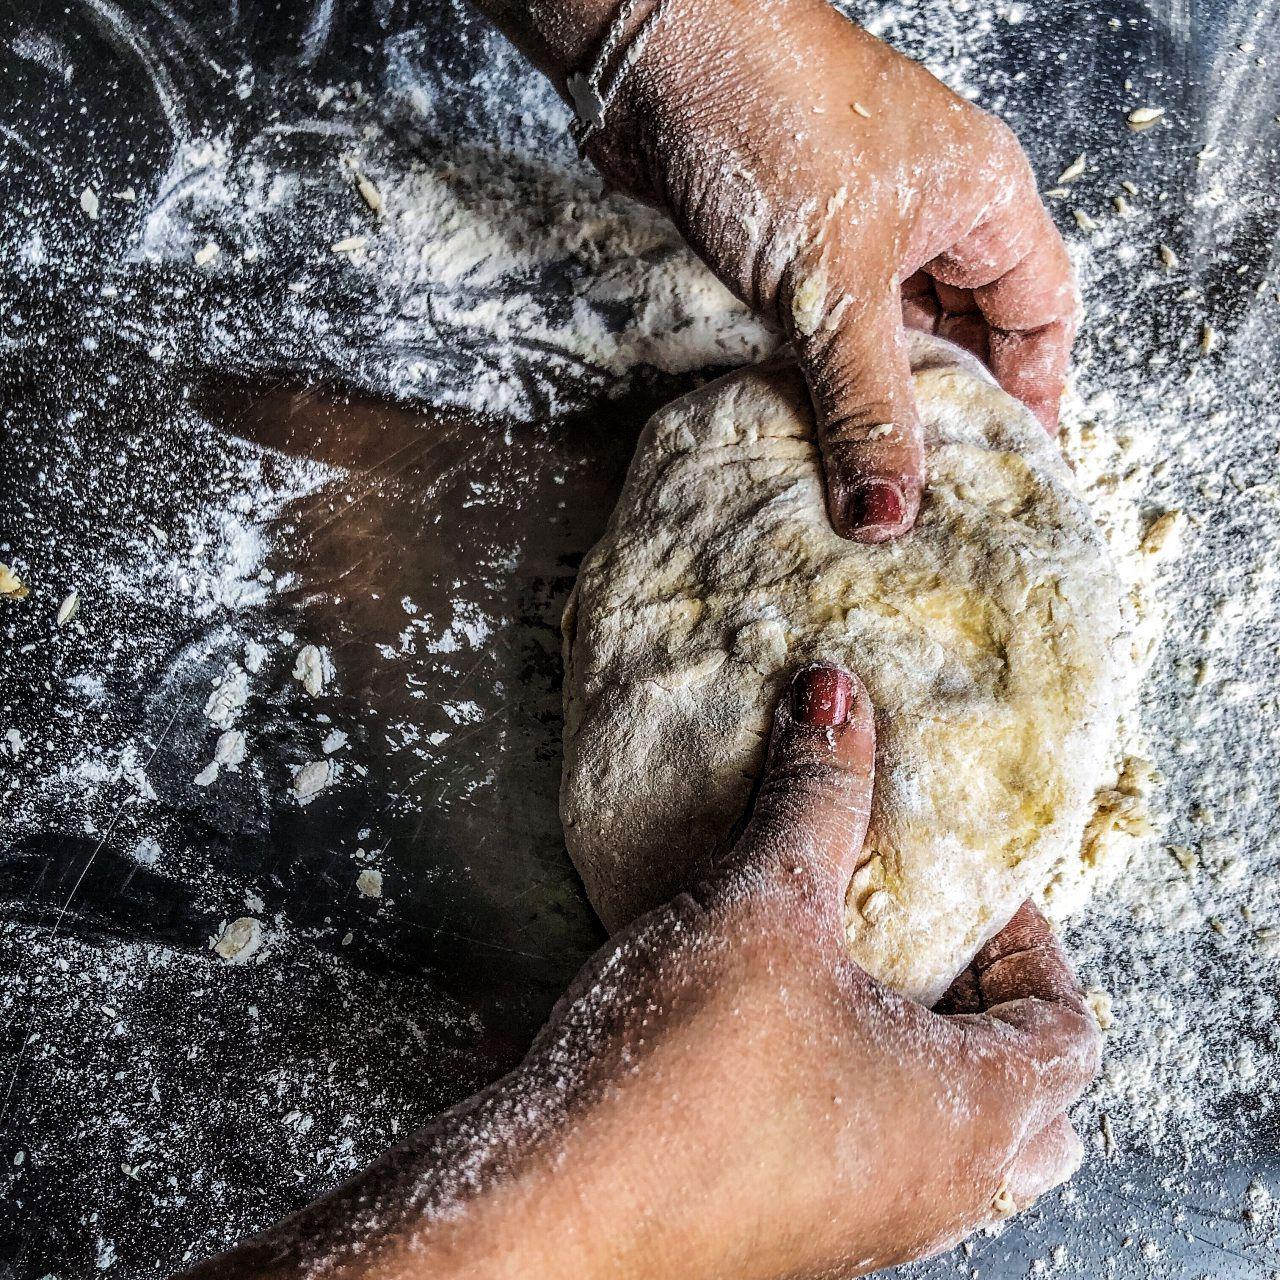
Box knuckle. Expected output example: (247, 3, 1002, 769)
(983, 997, 1101, 1092)
(980, 109, 1019, 150)
(966, 109, 1024, 175)
(1029, 1000, 1103, 1083)
(821, 407, 923, 450)
(820, 409, 916, 447)
(761, 755, 851, 799)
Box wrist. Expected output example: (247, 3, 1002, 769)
(579, 0, 833, 199)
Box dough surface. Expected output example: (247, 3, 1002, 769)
(562, 333, 1125, 1004)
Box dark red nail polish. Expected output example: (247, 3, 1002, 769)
(791, 665, 853, 728)
(845, 480, 905, 533)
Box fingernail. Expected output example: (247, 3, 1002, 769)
(791, 664, 853, 728)
(844, 480, 905, 536)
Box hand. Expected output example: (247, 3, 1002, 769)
(183, 663, 1099, 1280)
(509, 661, 1098, 1277)
(585, 0, 1078, 542)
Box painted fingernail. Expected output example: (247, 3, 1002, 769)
(791, 664, 853, 728)
(844, 480, 905, 537)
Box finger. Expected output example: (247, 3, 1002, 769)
(973, 217, 1076, 433)
(797, 285, 925, 545)
(1003, 1113, 1084, 1209)
(927, 177, 1077, 433)
(900, 270, 940, 334)
(932, 280, 977, 315)
(986, 313, 1075, 435)
(736, 662, 876, 897)
(969, 901, 1101, 1119)
(937, 311, 990, 366)
(974, 901, 1085, 1013)
(930, 282, 990, 365)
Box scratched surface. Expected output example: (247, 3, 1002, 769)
(2, 1, 1280, 1277)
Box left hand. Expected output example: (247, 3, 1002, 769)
(586, 0, 1078, 542)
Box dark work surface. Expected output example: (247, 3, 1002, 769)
(2, 1, 1279, 1277)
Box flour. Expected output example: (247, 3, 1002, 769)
(211, 916, 265, 965)
(292, 644, 332, 697)
(2, 0, 1278, 1272)
(355, 869, 384, 899)
(292, 759, 338, 805)
(203, 666, 250, 730)
(128, 127, 771, 422)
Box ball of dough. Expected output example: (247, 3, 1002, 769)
(562, 333, 1125, 1004)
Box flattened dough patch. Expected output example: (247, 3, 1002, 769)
(562, 333, 1126, 1004)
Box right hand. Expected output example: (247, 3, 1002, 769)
(179, 664, 1100, 1280)
(587, 0, 1078, 543)
(611, 661, 1102, 1274)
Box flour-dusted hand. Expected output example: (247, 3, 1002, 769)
(577, 0, 1077, 542)
(480, 0, 1077, 541)
(614, 662, 1103, 1273)
(184, 664, 1099, 1280)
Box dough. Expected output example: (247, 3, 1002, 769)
(561, 333, 1127, 1005)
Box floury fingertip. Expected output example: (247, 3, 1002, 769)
(842, 479, 918, 544)
(790, 664, 853, 728)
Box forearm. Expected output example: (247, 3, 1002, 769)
(178, 1073, 628, 1280)
(465, 0, 837, 104)
(177, 905, 739, 1280)
(465, 0, 620, 89)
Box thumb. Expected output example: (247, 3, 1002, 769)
(797, 285, 925, 544)
(735, 662, 876, 899)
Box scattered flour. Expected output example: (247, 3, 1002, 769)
(355, 870, 383, 900)
(210, 917, 264, 965)
(292, 645, 332, 697)
(1, 0, 1277, 1274)
(292, 759, 338, 805)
